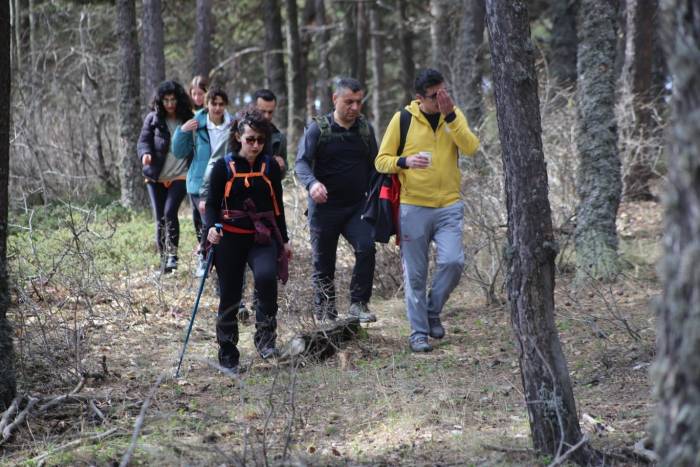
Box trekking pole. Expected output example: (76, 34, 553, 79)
(175, 223, 222, 378)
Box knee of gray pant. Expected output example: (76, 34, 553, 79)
(438, 258, 465, 273)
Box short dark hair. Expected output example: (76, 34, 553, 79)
(228, 107, 272, 154)
(206, 87, 229, 105)
(414, 68, 444, 96)
(253, 88, 276, 102)
(333, 77, 363, 94)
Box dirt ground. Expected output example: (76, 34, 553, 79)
(1, 200, 661, 466)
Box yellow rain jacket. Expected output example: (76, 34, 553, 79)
(375, 100, 480, 208)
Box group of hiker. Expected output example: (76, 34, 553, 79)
(137, 68, 480, 373)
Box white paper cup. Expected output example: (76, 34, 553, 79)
(419, 151, 432, 167)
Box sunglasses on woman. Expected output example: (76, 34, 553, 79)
(244, 136, 266, 145)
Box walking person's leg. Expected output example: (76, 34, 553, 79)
(162, 180, 187, 271)
(309, 202, 342, 320)
(146, 182, 168, 268)
(342, 201, 377, 322)
(248, 242, 279, 358)
(426, 202, 465, 339)
(399, 204, 435, 351)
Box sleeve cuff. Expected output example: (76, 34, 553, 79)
(444, 111, 457, 123)
(397, 157, 408, 169)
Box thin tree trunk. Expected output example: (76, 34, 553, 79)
(575, 0, 622, 283)
(356, 1, 368, 85)
(343, 1, 358, 77)
(263, 0, 287, 129)
(430, 0, 450, 70)
(370, 3, 385, 131)
(116, 0, 147, 209)
(621, 0, 657, 201)
(397, 0, 415, 104)
(300, 0, 316, 117)
(142, 0, 165, 101)
(653, 1, 700, 464)
(454, 0, 485, 126)
(194, 0, 213, 77)
(549, 0, 578, 85)
(0, 0, 16, 410)
(317, 0, 332, 114)
(485, 1, 597, 464)
(285, 0, 305, 147)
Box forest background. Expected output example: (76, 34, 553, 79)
(1, 0, 697, 465)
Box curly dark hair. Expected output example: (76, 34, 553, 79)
(228, 107, 272, 155)
(151, 80, 193, 121)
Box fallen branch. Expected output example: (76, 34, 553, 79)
(482, 443, 533, 454)
(119, 373, 165, 467)
(548, 435, 589, 467)
(1, 396, 39, 444)
(0, 395, 22, 433)
(89, 399, 106, 423)
(31, 427, 119, 464)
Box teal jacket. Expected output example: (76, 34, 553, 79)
(171, 109, 232, 195)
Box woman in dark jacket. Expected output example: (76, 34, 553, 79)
(137, 80, 194, 273)
(205, 109, 292, 371)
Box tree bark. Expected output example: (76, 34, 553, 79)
(316, 0, 332, 114)
(263, 0, 287, 129)
(0, 0, 16, 411)
(574, 0, 621, 282)
(142, 0, 165, 101)
(485, 1, 597, 464)
(430, 0, 450, 70)
(549, 0, 578, 85)
(454, 0, 485, 126)
(285, 0, 305, 147)
(116, 0, 147, 209)
(369, 3, 385, 131)
(621, 0, 658, 201)
(397, 0, 415, 104)
(194, 0, 213, 78)
(356, 0, 369, 85)
(653, 1, 700, 465)
(342, 1, 358, 77)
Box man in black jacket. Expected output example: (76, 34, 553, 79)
(295, 77, 378, 322)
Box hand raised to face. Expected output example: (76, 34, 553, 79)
(436, 89, 455, 116)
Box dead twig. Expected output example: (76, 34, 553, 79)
(548, 434, 589, 467)
(118, 373, 165, 467)
(31, 427, 119, 464)
(1, 396, 39, 444)
(0, 395, 22, 433)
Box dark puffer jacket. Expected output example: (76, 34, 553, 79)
(137, 111, 173, 181)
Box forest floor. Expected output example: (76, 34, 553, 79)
(1, 198, 662, 466)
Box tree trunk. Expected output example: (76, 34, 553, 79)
(485, 1, 597, 464)
(285, 0, 305, 147)
(300, 0, 316, 117)
(621, 0, 657, 201)
(0, 0, 16, 411)
(194, 0, 213, 78)
(430, 0, 450, 70)
(369, 3, 385, 131)
(316, 0, 332, 114)
(142, 0, 165, 101)
(549, 0, 578, 85)
(653, 1, 700, 465)
(342, 1, 358, 77)
(454, 0, 485, 126)
(263, 0, 287, 129)
(116, 0, 147, 209)
(356, 1, 369, 85)
(397, 0, 415, 104)
(574, 0, 621, 282)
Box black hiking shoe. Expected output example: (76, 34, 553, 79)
(259, 346, 280, 360)
(348, 302, 377, 323)
(409, 335, 433, 353)
(163, 254, 178, 273)
(428, 317, 445, 339)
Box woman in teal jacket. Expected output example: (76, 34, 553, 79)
(171, 87, 233, 256)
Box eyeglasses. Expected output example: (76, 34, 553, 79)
(423, 88, 450, 100)
(244, 136, 266, 145)
(163, 97, 177, 104)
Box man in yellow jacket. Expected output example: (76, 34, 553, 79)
(375, 69, 480, 352)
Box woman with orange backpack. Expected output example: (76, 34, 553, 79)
(204, 109, 292, 372)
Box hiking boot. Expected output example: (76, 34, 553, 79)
(218, 351, 239, 372)
(409, 335, 433, 353)
(259, 346, 280, 360)
(163, 254, 178, 273)
(428, 317, 445, 339)
(348, 302, 377, 323)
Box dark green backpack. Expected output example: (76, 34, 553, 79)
(312, 114, 373, 152)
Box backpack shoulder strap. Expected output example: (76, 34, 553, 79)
(397, 109, 412, 156)
(357, 116, 372, 149)
(312, 115, 332, 150)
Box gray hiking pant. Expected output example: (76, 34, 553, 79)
(399, 202, 465, 338)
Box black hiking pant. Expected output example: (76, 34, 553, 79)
(146, 180, 187, 257)
(213, 232, 279, 365)
(308, 199, 376, 317)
